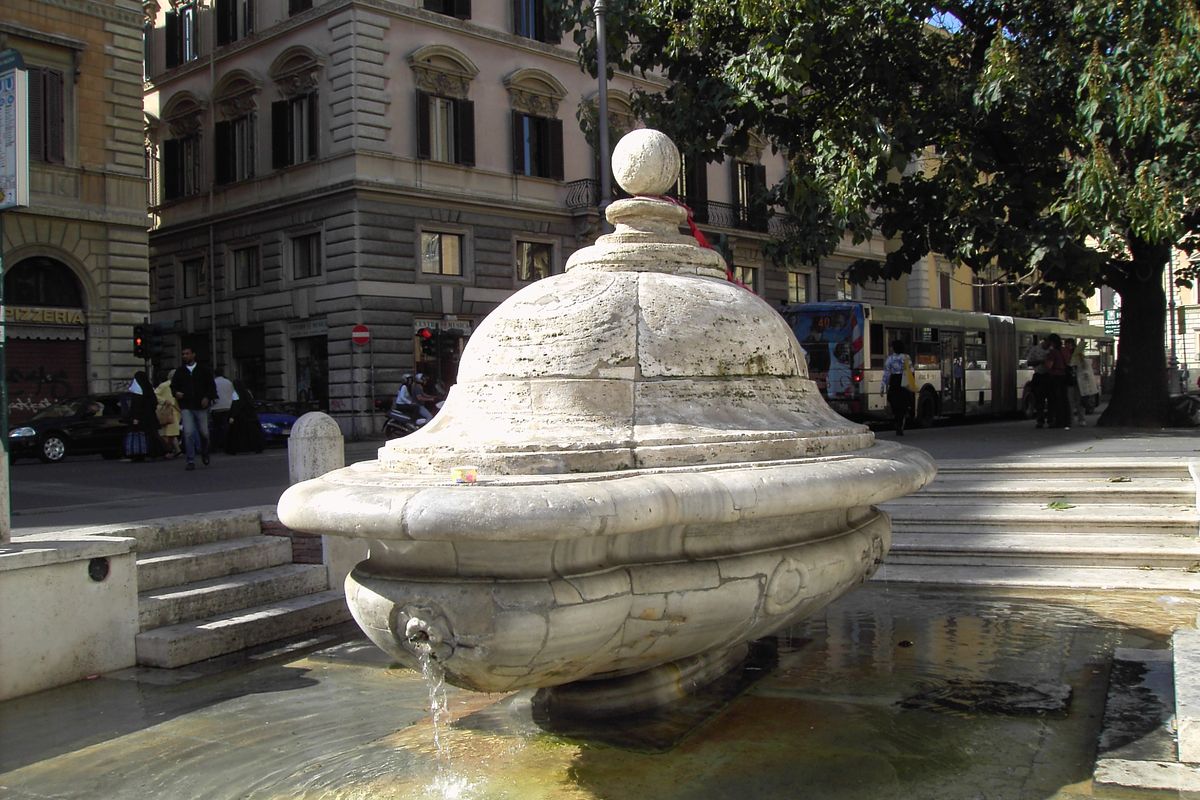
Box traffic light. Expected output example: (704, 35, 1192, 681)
(416, 327, 437, 360)
(133, 324, 148, 359)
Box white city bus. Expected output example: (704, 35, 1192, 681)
(778, 301, 1114, 425)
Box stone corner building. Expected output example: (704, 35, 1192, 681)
(144, 0, 888, 437)
(2, 0, 148, 422)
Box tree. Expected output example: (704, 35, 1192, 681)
(556, 0, 1200, 426)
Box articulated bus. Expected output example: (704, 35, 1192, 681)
(778, 302, 1115, 425)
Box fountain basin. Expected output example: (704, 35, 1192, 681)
(278, 442, 932, 696)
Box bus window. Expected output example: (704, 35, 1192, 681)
(914, 342, 940, 367)
(965, 331, 986, 368)
(870, 323, 884, 358)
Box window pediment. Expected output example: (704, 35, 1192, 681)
(213, 70, 261, 118)
(504, 68, 567, 117)
(270, 46, 324, 98)
(161, 91, 206, 137)
(408, 45, 477, 99)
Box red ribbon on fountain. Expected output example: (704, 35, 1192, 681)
(646, 195, 747, 289)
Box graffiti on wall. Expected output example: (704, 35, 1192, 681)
(7, 365, 79, 422)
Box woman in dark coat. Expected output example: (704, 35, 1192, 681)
(129, 371, 166, 460)
(224, 380, 265, 455)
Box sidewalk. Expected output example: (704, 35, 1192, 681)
(877, 412, 1200, 462)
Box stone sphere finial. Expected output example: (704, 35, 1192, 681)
(612, 129, 680, 196)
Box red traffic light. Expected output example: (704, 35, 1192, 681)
(418, 327, 435, 340)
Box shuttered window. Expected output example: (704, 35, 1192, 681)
(271, 94, 318, 169)
(27, 67, 64, 165)
(511, 112, 563, 181)
(415, 92, 474, 166)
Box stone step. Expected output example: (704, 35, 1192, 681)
(888, 532, 1200, 569)
(138, 563, 330, 631)
(135, 590, 352, 669)
(907, 478, 1195, 506)
(136, 535, 293, 592)
(125, 510, 266, 554)
(871, 563, 1200, 592)
(933, 459, 1195, 481)
(884, 502, 1197, 535)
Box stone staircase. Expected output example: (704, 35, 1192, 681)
(875, 459, 1200, 591)
(128, 510, 350, 668)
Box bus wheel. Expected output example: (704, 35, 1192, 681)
(913, 391, 937, 428)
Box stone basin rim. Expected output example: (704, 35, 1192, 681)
(277, 440, 936, 542)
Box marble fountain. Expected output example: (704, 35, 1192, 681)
(278, 129, 936, 717)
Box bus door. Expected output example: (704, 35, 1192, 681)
(940, 331, 965, 414)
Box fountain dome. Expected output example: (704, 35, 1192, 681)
(278, 129, 936, 716)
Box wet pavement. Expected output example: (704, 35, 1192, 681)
(4, 582, 1198, 800)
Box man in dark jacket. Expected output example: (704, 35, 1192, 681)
(170, 346, 218, 471)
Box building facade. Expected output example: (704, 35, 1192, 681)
(143, 0, 888, 436)
(1, 0, 148, 422)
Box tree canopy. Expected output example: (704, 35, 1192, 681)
(556, 0, 1200, 426)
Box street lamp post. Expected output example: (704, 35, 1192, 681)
(594, 0, 611, 228)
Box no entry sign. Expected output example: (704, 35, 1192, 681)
(351, 324, 370, 346)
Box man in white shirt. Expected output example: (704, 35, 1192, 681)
(212, 372, 235, 448)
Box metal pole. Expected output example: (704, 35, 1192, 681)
(0, 211, 9, 542)
(594, 0, 612, 230)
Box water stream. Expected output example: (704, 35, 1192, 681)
(418, 651, 475, 800)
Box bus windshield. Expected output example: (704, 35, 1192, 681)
(782, 303, 866, 398)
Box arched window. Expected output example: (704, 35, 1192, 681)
(504, 68, 567, 181)
(6, 257, 84, 308)
(270, 47, 323, 169)
(213, 70, 260, 184)
(408, 45, 478, 166)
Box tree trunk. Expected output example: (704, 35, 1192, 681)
(1098, 243, 1170, 427)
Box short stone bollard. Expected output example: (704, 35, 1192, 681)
(285, 412, 366, 590)
(288, 412, 345, 484)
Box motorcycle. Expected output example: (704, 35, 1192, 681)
(382, 403, 427, 439)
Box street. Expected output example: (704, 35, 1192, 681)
(10, 437, 384, 536)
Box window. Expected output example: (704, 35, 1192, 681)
(162, 134, 201, 200)
(836, 275, 854, 300)
(513, 0, 560, 43)
(516, 240, 553, 282)
(733, 266, 758, 292)
(291, 233, 322, 280)
(288, 0, 311, 15)
(182, 257, 207, 299)
(512, 113, 563, 180)
(674, 153, 709, 222)
(425, 0, 470, 17)
(939, 273, 952, 309)
(27, 67, 64, 165)
(232, 246, 260, 289)
(143, 22, 154, 79)
(787, 271, 811, 304)
(165, 4, 199, 68)
(734, 160, 768, 231)
(215, 114, 255, 185)
(416, 92, 474, 165)
(272, 93, 317, 169)
(216, 0, 254, 46)
(421, 231, 463, 276)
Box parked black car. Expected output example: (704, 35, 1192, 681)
(9, 394, 133, 463)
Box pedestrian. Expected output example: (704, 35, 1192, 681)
(155, 374, 181, 458)
(170, 346, 218, 471)
(880, 340, 915, 435)
(224, 380, 265, 455)
(1063, 338, 1087, 426)
(125, 371, 165, 461)
(1025, 337, 1050, 428)
(211, 371, 235, 449)
(1044, 333, 1071, 429)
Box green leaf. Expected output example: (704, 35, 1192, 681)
(1047, 501, 1076, 511)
